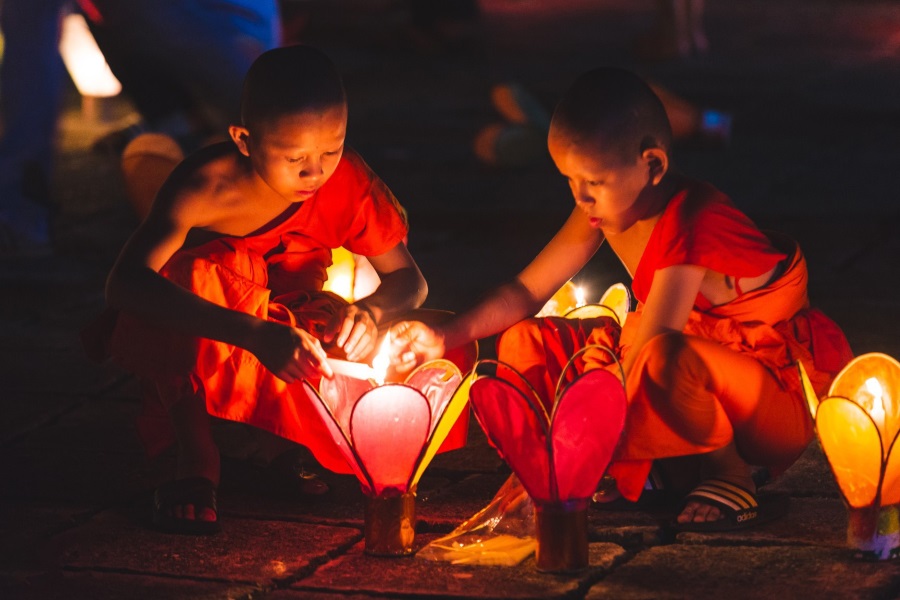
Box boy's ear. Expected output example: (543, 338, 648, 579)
(642, 147, 668, 185)
(228, 125, 251, 157)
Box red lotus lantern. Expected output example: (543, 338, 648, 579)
(467, 351, 627, 573)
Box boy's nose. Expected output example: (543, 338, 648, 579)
(299, 162, 324, 179)
(573, 188, 594, 206)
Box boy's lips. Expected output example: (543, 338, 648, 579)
(295, 189, 317, 198)
(588, 216, 603, 228)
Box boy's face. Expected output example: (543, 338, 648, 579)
(238, 104, 348, 203)
(548, 127, 663, 235)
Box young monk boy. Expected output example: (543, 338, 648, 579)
(390, 67, 852, 531)
(93, 45, 427, 534)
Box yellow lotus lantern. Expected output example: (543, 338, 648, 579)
(537, 281, 631, 326)
(800, 352, 900, 560)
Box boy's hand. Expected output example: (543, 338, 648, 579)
(252, 321, 333, 383)
(388, 321, 445, 374)
(323, 303, 378, 362)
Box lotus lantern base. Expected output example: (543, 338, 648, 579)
(534, 500, 589, 573)
(847, 504, 900, 561)
(364, 491, 416, 556)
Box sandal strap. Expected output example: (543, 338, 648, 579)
(685, 479, 758, 514)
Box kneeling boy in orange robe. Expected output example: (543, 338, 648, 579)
(389, 67, 852, 531)
(85, 46, 429, 534)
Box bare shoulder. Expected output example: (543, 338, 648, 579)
(154, 142, 248, 230)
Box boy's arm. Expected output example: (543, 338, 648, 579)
(325, 241, 426, 361)
(356, 241, 427, 324)
(106, 176, 331, 382)
(620, 264, 705, 375)
(393, 208, 602, 367)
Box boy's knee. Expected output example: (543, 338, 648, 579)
(497, 317, 544, 357)
(640, 331, 696, 381)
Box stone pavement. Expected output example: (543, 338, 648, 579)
(2, 1, 900, 598)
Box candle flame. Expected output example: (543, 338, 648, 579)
(864, 377, 886, 434)
(372, 335, 391, 385)
(574, 286, 586, 308)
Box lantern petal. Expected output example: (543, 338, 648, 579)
(298, 380, 369, 487)
(881, 431, 900, 505)
(828, 353, 900, 448)
(469, 376, 552, 502)
(319, 372, 377, 431)
(598, 282, 631, 325)
(829, 353, 900, 399)
(563, 304, 620, 324)
(550, 369, 627, 501)
(410, 371, 474, 489)
(797, 360, 820, 419)
(816, 397, 883, 508)
(404, 359, 463, 436)
(350, 384, 431, 496)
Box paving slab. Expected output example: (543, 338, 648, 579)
(586, 544, 900, 600)
(292, 535, 625, 599)
(54, 510, 361, 585)
(0, 571, 256, 600)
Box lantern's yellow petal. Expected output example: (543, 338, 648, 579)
(564, 304, 619, 323)
(537, 281, 580, 317)
(817, 397, 883, 508)
(798, 360, 820, 419)
(882, 432, 900, 505)
(410, 371, 474, 488)
(598, 282, 631, 326)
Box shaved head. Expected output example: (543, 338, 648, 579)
(550, 67, 672, 164)
(240, 45, 347, 134)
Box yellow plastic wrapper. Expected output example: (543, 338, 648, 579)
(417, 475, 536, 567)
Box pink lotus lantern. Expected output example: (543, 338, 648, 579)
(800, 353, 900, 560)
(298, 338, 473, 556)
(467, 352, 627, 573)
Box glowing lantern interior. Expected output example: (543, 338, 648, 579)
(301, 357, 472, 496)
(469, 363, 626, 503)
(801, 353, 900, 508)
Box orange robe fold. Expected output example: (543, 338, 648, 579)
(497, 179, 852, 501)
(83, 150, 467, 475)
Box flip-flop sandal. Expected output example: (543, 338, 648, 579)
(670, 478, 790, 533)
(152, 476, 221, 535)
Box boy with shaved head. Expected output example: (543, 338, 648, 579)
(95, 45, 427, 534)
(390, 67, 851, 531)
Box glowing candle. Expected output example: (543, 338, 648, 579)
(574, 286, 586, 308)
(866, 377, 886, 435)
(372, 336, 391, 385)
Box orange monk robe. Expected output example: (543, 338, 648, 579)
(498, 179, 853, 501)
(84, 150, 469, 474)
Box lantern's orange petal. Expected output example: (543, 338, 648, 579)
(882, 432, 900, 505)
(817, 397, 883, 508)
(798, 360, 820, 419)
(411, 371, 474, 488)
(829, 353, 900, 401)
(564, 304, 620, 324)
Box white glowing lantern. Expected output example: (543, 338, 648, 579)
(59, 13, 121, 98)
